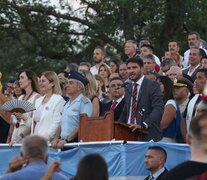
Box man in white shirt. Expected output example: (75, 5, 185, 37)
(119, 57, 164, 142)
(90, 46, 106, 75)
(183, 32, 207, 68)
(182, 47, 202, 82)
(168, 39, 183, 66)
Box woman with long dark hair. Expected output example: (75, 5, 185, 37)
(8, 70, 41, 143)
(157, 76, 182, 143)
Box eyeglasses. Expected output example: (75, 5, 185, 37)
(110, 83, 123, 88)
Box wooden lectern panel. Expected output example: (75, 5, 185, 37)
(114, 122, 144, 141)
(78, 111, 114, 142)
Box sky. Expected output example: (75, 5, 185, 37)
(49, 0, 81, 9)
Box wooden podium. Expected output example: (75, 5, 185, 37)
(78, 111, 114, 142)
(114, 122, 143, 141)
(78, 111, 146, 142)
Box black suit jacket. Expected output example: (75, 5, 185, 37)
(119, 77, 164, 141)
(0, 116, 10, 143)
(182, 65, 201, 82)
(100, 98, 125, 121)
(144, 168, 168, 180)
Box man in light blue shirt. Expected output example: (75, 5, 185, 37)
(52, 71, 92, 149)
(1, 135, 67, 180)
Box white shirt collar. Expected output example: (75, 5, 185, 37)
(151, 167, 165, 179)
(134, 75, 145, 86)
(113, 95, 124, 104)
(187, 63, 200, 76)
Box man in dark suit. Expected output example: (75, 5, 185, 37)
(119, 57, 164, 141)
(182, 47, 202, 82)
(144, 146, 168, 180)
(100, 77, 125, 121)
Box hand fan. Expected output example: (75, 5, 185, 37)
(0, 99, 36, 113)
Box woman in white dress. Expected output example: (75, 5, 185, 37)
(32, 71, 65, 141)
(8, 70, 40, 143)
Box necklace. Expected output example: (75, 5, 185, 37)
(23, 91, 34, 101)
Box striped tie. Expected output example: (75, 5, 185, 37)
(130, 83, 138, 124)
(110, 101, 118, 111)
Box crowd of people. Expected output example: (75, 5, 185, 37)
(1, 31, 207, 179)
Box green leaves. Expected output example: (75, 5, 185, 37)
(0, 0, 206, 79)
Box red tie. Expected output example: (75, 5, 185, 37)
(110, 101, 118, 111)
(130, 83, 138, 124)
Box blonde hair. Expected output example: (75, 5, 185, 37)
(58, 76, 68, 89)
(81, 71, 97, 100)
(98, 63, 112, 78)
(41, 71, 61, 94)
(94, 74, 106, 92)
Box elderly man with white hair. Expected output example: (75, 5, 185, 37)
(166, 66, 183, 82)
(124, 40, 139, 60)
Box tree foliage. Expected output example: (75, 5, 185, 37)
(0, 0, 206, 79)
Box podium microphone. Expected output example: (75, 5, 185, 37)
(115, 81, 130, 90)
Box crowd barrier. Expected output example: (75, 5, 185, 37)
(0, 141, 190, 179)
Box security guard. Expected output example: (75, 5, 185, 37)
(52, 71, 92, 149)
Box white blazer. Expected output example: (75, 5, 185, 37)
(31, 94, 65, 141)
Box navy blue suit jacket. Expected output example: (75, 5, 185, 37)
(119, 77, 164, 141)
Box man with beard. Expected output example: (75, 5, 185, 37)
(90, 46, 106, 75)
(119, 57, 164, 142)
(167, 40, 183, 66)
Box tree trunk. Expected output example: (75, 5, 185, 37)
(158, 0, 188, 56)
